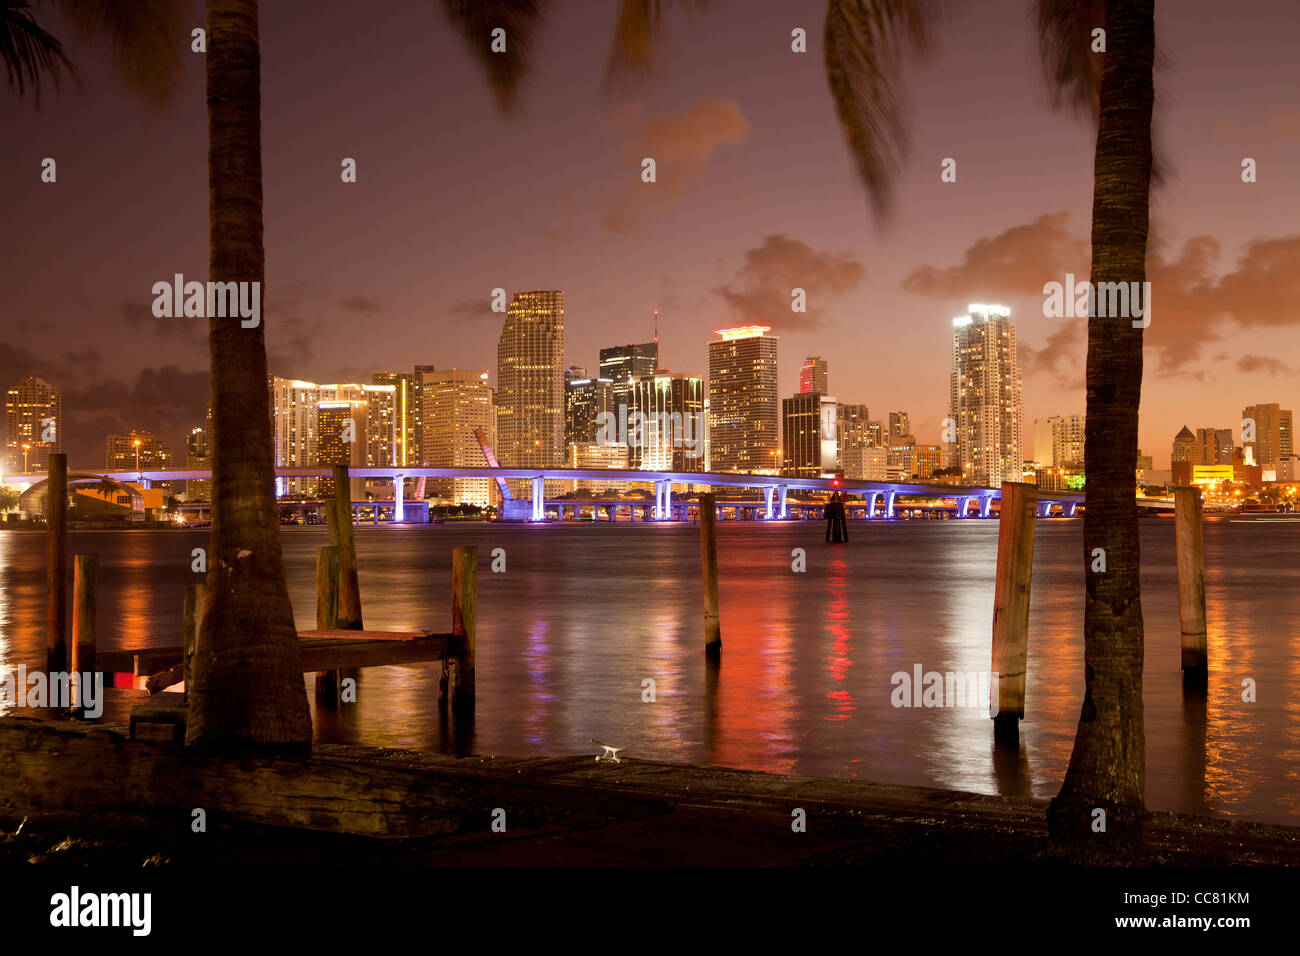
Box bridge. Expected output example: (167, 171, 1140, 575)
(4, 465, 1107, 521)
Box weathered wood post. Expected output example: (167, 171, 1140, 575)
(46, 453, 68, 675)
(314, 545, 342, 701)
(699, 492, 722, 657)
(443, 546, 477, 708)
(991, 481, 1036, 743)
(71, 553, 97, 714)
(330, 466, 363, 630)
(182, 581, 207, 706)
(1174, 486, 1208, 684)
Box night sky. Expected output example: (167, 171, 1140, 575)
(3, 0, 1298, 469)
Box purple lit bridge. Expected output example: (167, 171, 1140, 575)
(5, 466, 1115, 522)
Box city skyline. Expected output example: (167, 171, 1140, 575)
(4, 1, 1299, 476)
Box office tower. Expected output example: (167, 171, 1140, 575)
(411, 364, 439, 465)
(565, 376, 615, 449)
(106, 430, 173, 473)
(567, 441, 629, 495)
(421, 369, 496, 507)
(888, 411, 913, 445)
(842, 445, 889, 481)
(628, 371, 705, 472)
(1242, 403, 1293, 468)
(316, 400, 368, 499)
(372, 371, 419, 466)
(497, 291, 565, 497)
(599, 342, 658, 413)
(799, 355, 828, 396)
(4, 376, 61, 474)
(949, 305, 1023, 485)
(782, 392, 838, 478)
(1032, 418, 1053, 467)
(1191, 427, 1234, 466)
(268, 377, 396, 496)
(184, 408, 213, 501)
(865, 420, 884, 448)
(836, 403, 870, 472)
(1041, 414, 1086, 467)
(708, 326, 779, 474)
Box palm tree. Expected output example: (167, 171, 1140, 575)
(606, 0, 1154, 857)
(185, 0, 312, 749)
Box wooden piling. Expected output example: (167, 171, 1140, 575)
(182, 581, 207, 705)
(991, 481, 1036, 742)
(1174, 486, 1208, 682)
(699, 492, 722, 657)
(71, 553, 97, 713)
(330, 466, 363, 630)
(314, 545, 342, 701)
(444, 546, 477, 708)
(46, 453, 68, 674)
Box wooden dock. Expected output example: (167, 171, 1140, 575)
(98, 629, 461, 686)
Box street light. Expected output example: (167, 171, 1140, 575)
(22, 443, 31, 472)
(133, 438, 142, 475)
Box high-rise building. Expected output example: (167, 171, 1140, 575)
(316, 400, 368, 499)
(565, 376, 615, 449)
(411, 364, 439, 465)
(1192, 427, 1234, 466)
(184, 407, 213, 501)
(949, 305, 1023, 485)
(888, 411, 913, 445)
(372, 371, 420, 466)
(1171, 426, 1196, 485)
(708, 326, 779, 474)
(1037, 414, 1085, 467)
(1242, 403, 1293, 469)
(628, 371, 705, 472)
(106, 430, 172, 472)
(836, 403, 870, 472)
(4, 376, 61, 474)
(497, 291, 565, 496)
(269, 377, 396, 496)
(421, 368, 496, 506)
(599, 342, 658, 413)
(799, 355, 828, 396)
(782, 392, 838, 478)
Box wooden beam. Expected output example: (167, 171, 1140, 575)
(1174, 486, 1208, 683)
(699, 492, 721, 656)
(445, 546, 476, 708)
(71, 553, 97, 713)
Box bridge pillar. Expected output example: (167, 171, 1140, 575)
(884, 490, 897, 519)
(979, 496, 994, 518)
(955, 496, 970, 518)
(778, 485, 789, 519)
(1039, 500, 1054, 518)
(1066, 501, 1078, 517)
(531, 476, 544, 521)
(664, 481, 672, 520)
(394, 474, 404, 523)
(865, 491, 879, 518)
(764, 486, 774, 519)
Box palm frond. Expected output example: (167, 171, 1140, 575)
(1, 0, 75, 101)
(59, 0, 184, 105)
(602, 0, 705, 87)
(823, 0, 937, 220)
(1035, 0, 1104, 116)
(441, 0, 546, 115)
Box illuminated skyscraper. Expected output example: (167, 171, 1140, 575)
(799, 355, 828, 396)
(782, 392, 838, 478)
(497, 291, 565, 495)
(372, 371, 419, 466)
(268, 376, 396, 496)
(421, 369, 496, 507)
(106, 430, 172, 472)
(1242, 403, 1293, 469)
(708, 326, 779, 474)
(949, 305, 1023, 486)
(628, 371, 705, 472)
(4, 376, 61, 474)
(184, 407, 213, 501)
(599, 342, 658, 413)
(565, 376, 615, 449)
(888, 411, 913, 445)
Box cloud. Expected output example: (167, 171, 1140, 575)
(1019, 320, 1085, 389)
(604, 98, 749, 235)
(338, 295, 383, 313)
(58, 366, 210, 466)
(115, 298, 204, 339)
(902, 212, 1088, 298)
(715, 234, 866, 331)
(905, 212, 1300, 374)
(1235, 354, 1291, 376)
(447, 297, 493, 318)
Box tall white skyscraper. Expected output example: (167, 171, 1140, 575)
(950, 305, 1023, 486)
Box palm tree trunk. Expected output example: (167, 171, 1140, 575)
(1048, 0, 1154, 858)
(187, 0, 311, 750)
